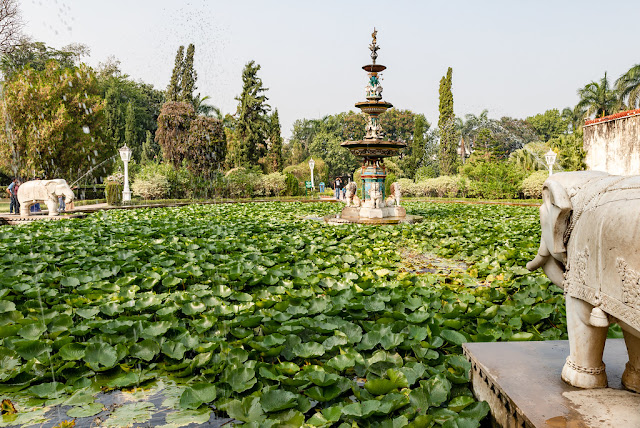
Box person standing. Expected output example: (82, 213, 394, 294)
(334, 177, 342, 200)
(6, 178, 19, 214)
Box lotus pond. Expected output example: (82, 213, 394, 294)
(0, 201, 568, 427)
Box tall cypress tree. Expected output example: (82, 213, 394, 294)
(234, 61, 270, 167)
(124, 101, 135, 149)
(180, 43, 197, 103)
(268, 109, 283, 172)
(407, 114, 426, 178)
(438, 67, 458, 175)
(167, 45, 184, 102)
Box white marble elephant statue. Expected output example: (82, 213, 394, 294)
(17, 179, 75, 217)
(527, 171, 640, 392)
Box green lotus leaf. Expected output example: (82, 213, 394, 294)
(84, 342, 119, 369)
(103, 401, 155, 427)
(140, 321, 172, 338)
(225, 367, 256, 393)
(341, 400, 381, 418)
(364, 378, 397, 395)
(28, 381, 65, 398)
(293, 341, 324, 358)
(162, 341, 187, 360)
(260, 389, 298, 413)
(275, 362, 300, 375)
(182, 301, 206, 316)
(303, 385, 344, 402)
(306, 370, 340, 387)
(162, 275, 181, 287)
(15, 340, 51, 360)
(130, 339, 160, 361)
(440, 329, 467, 346)
(0, 300, 16, 313)
(219, 396, 265, 423)
(66, 403, 104, 418)
(448, 395, 475, 413)
(17, 322, 47, 340)
(180, 383, 217, 409)
(60, 276, 80, 287)
(59, 343, 86, 361)
(164, 408, 212, 426)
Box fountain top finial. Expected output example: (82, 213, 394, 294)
(369, 28, 379, 64)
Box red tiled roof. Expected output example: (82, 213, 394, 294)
(584, 108, 640, 126)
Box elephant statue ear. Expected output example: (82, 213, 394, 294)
(542, 179, 572, 255)
(45, 181, 57, 193)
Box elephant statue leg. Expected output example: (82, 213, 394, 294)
(19, 203, 31, 217)
(621, 328, 640, 392)
(45, 198, 59, 216)
(561, 295, 608, 388)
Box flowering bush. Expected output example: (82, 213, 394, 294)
(255, 172, 286, 197)
(106, 172, 124, 185)
(131, 164, 171, 200)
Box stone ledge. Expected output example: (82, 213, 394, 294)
(463, 340, 640, 427)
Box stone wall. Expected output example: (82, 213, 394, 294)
(583, 111, 640, 175)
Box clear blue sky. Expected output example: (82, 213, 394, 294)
(20, 0, 640, 138)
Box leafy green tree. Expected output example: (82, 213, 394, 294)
(309, 130, 358, 180)
(155, 101, 195, 168)
(526, 109, 568, 142)
(0, 61, 107, 180)
(616, 63, 640, 110)
(438, 67, 458, 175)
(562, 105, 586, 133)
(400, 114, 429, 178)
(180, 43, 196, 103)
(380, 109, 415, 143)
(100, 68, 165, 161)
(141, 130, 159, 164)
(461, 151, 526, 199)
(167, 45, 184, 102)
(0, 40, 79, 79)
(577, 72, 618, 119)
(265, 109, 283, 172)
(234, 60, 270, 167)
(124, 101, 136, 148)
(549, 132, 586, 171)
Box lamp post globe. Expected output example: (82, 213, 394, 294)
(309, 157, 315, 189)
(545, 149, 557, 177)
(119, 145, 133, 202)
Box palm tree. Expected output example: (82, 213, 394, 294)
(576, 72, 618, 119)
(192, 94, 221, 118)
(562, 105, 586, 133)
(616, 64, 640, 110)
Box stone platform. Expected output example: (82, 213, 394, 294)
(0, 212, 86, 225)
(463, 340, 640, 428)
(324, 205, 423, 225)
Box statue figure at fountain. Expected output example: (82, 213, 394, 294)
(346, 182, 361, 207)
(385, 182, 401, 207)
(365, 117, 383, 139)
(367, 182, 384, 209)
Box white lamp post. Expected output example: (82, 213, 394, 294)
(309, 157, 315, 189)
(119, 145, 133, 202)
(545, 149, 557, 177)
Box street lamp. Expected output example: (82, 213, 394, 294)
(309, 157, 315, 189)
(545, 149, 557, 177)
(119, 145, 133, 202)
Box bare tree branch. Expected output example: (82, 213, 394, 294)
(0, 0, 22, 54)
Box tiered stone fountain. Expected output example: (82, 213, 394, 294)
(326, 29, 421, 225)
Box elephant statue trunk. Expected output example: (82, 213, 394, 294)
(526, 171, 640, 393)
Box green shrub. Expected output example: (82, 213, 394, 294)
(105, 182, 123, 205)
(284, 173, 300, 196)
(131, 163, 172, 200)
(521, 170, 548, 198)
(414, 165, 437, 182)
(225, 168, 261, 198)
(461, 153, 526, 199)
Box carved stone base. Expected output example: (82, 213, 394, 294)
(561, 357, 608, 389)
(622, 362, 640, 392)
(326, 205, 419, 225)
